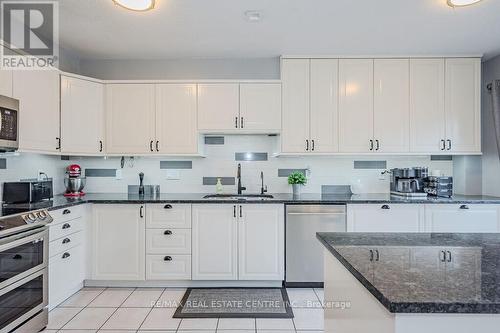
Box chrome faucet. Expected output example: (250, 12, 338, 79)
(237, 163, 246, 195)
(260, 171, 268, 195)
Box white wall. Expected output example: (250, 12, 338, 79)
(0, 153, 67, 199)
(482, 55, 500, 196)
(78, 57, 280, 80)
(63, 135, 453, 195)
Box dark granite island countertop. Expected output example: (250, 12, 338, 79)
(317, 232, 500, 314)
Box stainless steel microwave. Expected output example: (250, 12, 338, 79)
(0, 95, 19, 152)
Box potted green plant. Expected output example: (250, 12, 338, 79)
(288, 172, 307, 196)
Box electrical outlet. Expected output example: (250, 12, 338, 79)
(166, 170, 181, 180)
(115, 169, 123, 180)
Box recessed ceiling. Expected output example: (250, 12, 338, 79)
(57, 0, 500, 60)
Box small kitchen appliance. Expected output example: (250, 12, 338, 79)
(2, 179, 53, 204)
(390, 167, 429, 198)
(424, 176, 453, 197)
(0, 95, 19, 152)
(64, 164, 86, 197)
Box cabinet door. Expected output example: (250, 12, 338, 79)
(409, 247, 447, 300)
(106, 84, 155, 154)
(424, 204, 500, 233)
(92, 205, 145, 280)
(239, 83, 281, 132)
(281, 59, 310, 153)
(192, 205, 238, 280)
(374, 59, 410, 153)
(445, 247, 481, 302)
(347, 204, 424, 232)
(373, 247, 411, 299)
(310, 59, 339, 153)
(197, 84, 239, 131)
(409, 59, 445, 153)
(60, 76, 104, 154)
(156, 84, 198, 154)
(13, 70, 60, 152)
(49, 245, 85, 309)
(339, 59, 374, 153)
(445, 58, 481, 153)
(0, 68, 13, 97)
(238, 204, 284, 280)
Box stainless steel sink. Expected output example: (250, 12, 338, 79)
(203, 194, 274, 201)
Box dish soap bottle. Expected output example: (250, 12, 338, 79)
(216, 178, 223, 194)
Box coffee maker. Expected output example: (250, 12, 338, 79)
(390, 167, 428, 198)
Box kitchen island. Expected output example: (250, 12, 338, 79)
(316, 232, 500, 333)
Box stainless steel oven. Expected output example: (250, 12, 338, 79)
(0, 228, 48, 333)
(0, 95, 19, 152)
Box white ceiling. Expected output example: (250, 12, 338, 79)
(58, 0, 500, 60)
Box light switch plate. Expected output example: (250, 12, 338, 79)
(166, 170, 181, 180)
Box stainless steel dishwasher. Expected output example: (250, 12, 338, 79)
(285, 204, 346, 287)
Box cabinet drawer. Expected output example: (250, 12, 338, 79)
(146, 204, 191, 228)
(49, 217, 84, 241)
(50, 205, 85, 225)
(49, 230, 84, 258)
(49, 245, 85, 308)
(146, 229, 191, 254)
(146, 255, 191, 280)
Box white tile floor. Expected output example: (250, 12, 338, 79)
(41, 287, 324, 333)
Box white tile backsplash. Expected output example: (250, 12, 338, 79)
(58, 135, 453, 195)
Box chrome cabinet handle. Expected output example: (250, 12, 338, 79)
(240, 117, 244, 128)
(460, 205, 469, 210)
(164, 256, 172, 261)
(140, 205, 144, 218)
(239, 205, 243, 218)
(311, 140, 315, 151)
(99, 140, 103, 152)
(446, 250, 452, 262)
(156, 141, 159, 152)
(375, 249, 380, 262)
(62, 223, 71, 229)
(150, 140, 154, 152)
(56, 137, 61, 150)
(233, 205, 236, 218)
(62, 238, 71, 244)
(369, 249, 374, 261)
(235, 116, 239, 128)
(440, 250, 446, 262)
(62, 252, 71, 259)
(369, 140, 374, 151)
(63, 209, 71, 215)
(164, 230, 172, 235)
(381, 205, 390, 210)
(375, 140, 380, 151)
(440, 139, 446, 151)
(447, 139, 452, 151)
(306, 139, 309, 151)
(164, 204, 173, 209)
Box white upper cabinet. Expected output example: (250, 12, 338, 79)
(445, 58, 481, 153)
(155, 84, 198, 154)
(13, 70, 60, 153)
(374, 59, 410, 153)
(239, 83, 281, 132)
(410, 59, 446, 153)
(310, 59, 339, 153)
(192, 204, 238, 280)
(106, 84, 155, 154)
(0, 69, 13, 97)
(197, 84, 239, 131)
(238, 204, 284, 281)
(281, 59, 310, 153)
(339, 59, 374, 153)
(60, 76, 104, 155)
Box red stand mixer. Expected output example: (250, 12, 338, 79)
(64, 164, 86, 197)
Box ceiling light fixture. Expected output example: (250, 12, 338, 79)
(447, 0, 483, 7)
(244, 10, 262, 22)
(112, 0, 155, 12)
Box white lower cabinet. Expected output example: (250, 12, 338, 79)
(91, 204, 146, 280)
(192, 204, 238, 280)
(347, 204, 424, 232)
(424, 204, 500, 233)
(146, 255, 191, 280)
(238, 205, 284, 280)
(192, 204, 284, 281)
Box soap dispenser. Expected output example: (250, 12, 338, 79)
(216, 178, 223, 194)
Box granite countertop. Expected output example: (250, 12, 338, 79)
(317, 232, 500, 314)
(32, 192, 500, 212)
